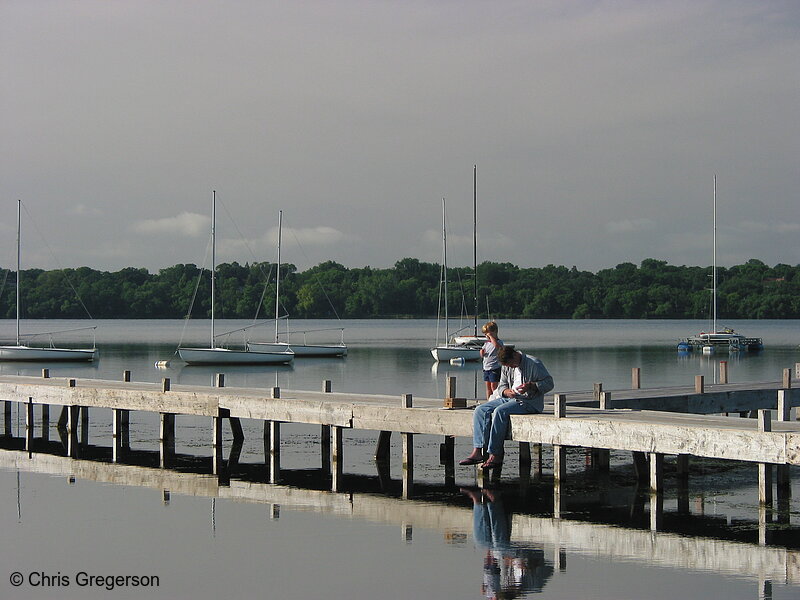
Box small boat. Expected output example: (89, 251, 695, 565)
(175, 192, 293, 366)
(430, 197, 480, 362)
(0, 200, 97, 362)
(246, 211, 347, 358)
(678, 177, 762, 353)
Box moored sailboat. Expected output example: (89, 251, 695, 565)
(246, 211, 347, 357)
(678, 177, 763, 353)
(430, 198, 480, 362)
(176, 192, 294, 365)
(0, 200, 97, 362)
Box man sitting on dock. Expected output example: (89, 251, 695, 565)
(460, 346, 554, 470)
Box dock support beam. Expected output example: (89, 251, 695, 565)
(25, 398, 34, 452)
(321, 380, 332, 474)
(401, 394, 414, 499)
(757, 410, 773, 505)
(331, 425, 344, 492)
(113, 409, 129, 462)
(160, 413, 175, 468)
(553, 394, 567, 483)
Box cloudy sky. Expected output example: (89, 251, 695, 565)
(1, 1, 798, 274)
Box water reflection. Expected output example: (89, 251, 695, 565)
(462, 487, 553, 598)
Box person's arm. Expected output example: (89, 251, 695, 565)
(495, 366, 513, 398)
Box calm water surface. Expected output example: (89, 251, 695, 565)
(1, 319, 798, 599)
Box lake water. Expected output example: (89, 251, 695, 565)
(1, 319, 799, 599)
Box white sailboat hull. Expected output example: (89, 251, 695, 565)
(247, 342, 347, 357)
(178, 347, 294, 365)
(0, 345, 97, 362)
(430, 345, 481, 362)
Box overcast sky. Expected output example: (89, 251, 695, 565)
(1, 1, 798, 275)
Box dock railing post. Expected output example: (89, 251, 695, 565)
(694, 375, 704, 394)
(719, 361, 728, 384)
(441, 378, 457, 483)
(631, 368, 641, 390)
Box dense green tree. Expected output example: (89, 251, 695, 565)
(0, 258, 797, 320)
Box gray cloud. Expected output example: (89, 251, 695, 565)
(1, 1, 798, 273)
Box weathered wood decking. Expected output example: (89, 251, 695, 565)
(1, 370, 798, 501)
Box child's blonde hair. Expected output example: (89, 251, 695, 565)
(481, 321, 498, 335)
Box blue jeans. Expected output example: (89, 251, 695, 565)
(473, 396, 540, 456)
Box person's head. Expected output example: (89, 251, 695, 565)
(498, 345, 521, 367)
(482, 321, 498, 335)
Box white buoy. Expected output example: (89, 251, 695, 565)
(450, 357, 465, 366)
(154, 360, 170, 368)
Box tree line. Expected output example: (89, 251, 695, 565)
(1, 258, 798, 320)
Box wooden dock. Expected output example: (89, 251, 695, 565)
(1, 366, 798, 504)
(0, 448, 797, 586)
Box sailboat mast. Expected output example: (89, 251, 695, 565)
(16, 199, 21, 346)
(442, 198, 448, 341)
(712, 175, 717, 333)
(472, 164, 478, 337)
(211, 191, 216, 348)
(275, 210, 282, 343)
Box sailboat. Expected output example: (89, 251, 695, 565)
(678, 176, 763, 353)
(431, 198, 481, 362)
(176, 192, 294, 365)
(246, 211, 347, 357)
(0, 200, 97, 361)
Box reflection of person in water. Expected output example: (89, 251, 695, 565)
(462, 487, 553, 599)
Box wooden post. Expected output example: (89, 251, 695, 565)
(41, 404, 49, 443)
(650, 491, 664, 532)
(446, 376, 456, 399)
(631, 367, 641, 390)
(776, 390, 792, 494)
(80, 406, 89, 445)
(402, 431, 414, 499)
(112, 409, 128, 462)
(593, 383, 603, 403)
(649, 452, 664, 494)
(25, 398, 34, 451)
(374, 431, 392, 462)
(213, 413, 224, 475)
(782, 368, 792, 389)
(553, 481, 563, 519)
(162, 378, 171, 392)
(694, 375, 704, 394)
(41, 368, 50, 378)
(267, 420, 281, 484)
(599, 391, 611, 410)
(553, 445, 567, 483)
(123, 370, 131, 382)
(554, 393, 566, 418)
(331, 425, 343, 492)
(401, 394, 414, 498)
(67, 405, 80, 458)
(322, 380, 332, 473)
(160, 413, 175, 468)
(758, 409, 773, 505)
(676, 454, 690, 479)
(4, 401, 11, 436)
(719, 361, 728, 384)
